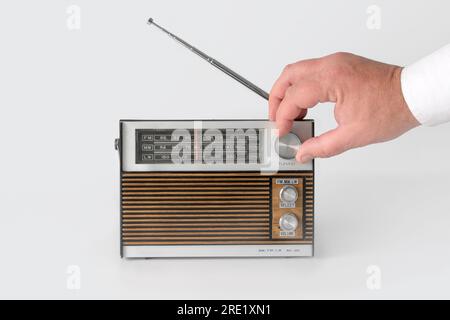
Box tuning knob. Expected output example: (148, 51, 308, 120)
(279, 213, 299, 232)
(275, 133, 301, 160)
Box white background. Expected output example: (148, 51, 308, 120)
(0, 0, 450, 299)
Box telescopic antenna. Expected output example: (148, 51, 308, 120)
(147, 18, 269, 101)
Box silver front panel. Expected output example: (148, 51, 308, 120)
(121, 120, 313, 172)
(123, 245, 313, 258)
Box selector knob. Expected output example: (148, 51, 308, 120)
(279, 213, 299, 232)
(275, 133, 301, 160)
(279, 185, 298, 203)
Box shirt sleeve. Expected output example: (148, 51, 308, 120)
(401, 44, 450, 126)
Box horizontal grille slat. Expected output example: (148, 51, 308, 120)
(123, 196, 269, 200)
(124, 231, 268, 236)
(122, 178, 270, 181)
(123, 220, 270, 224)
(123, 183, 269, 187)
(122, 187, 269, 191)
(123, 227, 269, 231)
(122, 191, 269, 195)
(123, 214, 268, 218)
(122, 209, 268, 213)
(123, 223, 269, 227)
(123, 200, 269, 204)
(122, 205, 269, 209)
(123, 236, 270, 241)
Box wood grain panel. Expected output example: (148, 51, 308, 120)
(121, 172, 314, 246)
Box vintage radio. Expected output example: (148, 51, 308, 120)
(116, 120, 314, 258)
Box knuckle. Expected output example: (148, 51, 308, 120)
(329, 64, 346, 77)
(320, 148, 334, 158)
(317, 140, 336, 158)
(322, 54, 353, 81)
(284, 85, 295, 98)
(329, 52, 352, 61)
(283, 63, 294, 74)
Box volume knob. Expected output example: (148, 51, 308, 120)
(275, 133, 301, 160)
(279, 213, 299, 232)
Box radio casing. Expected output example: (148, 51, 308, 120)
(117, 120, 315, 258)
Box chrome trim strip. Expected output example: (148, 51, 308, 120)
(123, 244, 313, 258)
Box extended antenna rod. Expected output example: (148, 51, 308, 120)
(147, 18, 269, 101)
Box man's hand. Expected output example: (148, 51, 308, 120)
(269, 52, 420, 163)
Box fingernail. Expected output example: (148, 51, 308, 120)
(298, 155, 313, 163)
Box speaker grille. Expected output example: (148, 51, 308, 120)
(121, 172, 313, 246)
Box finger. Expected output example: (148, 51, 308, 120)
(275, 82, 328, 136)
(296, 108, 308, 120)
(269, 59, 318, 121)
(269, 67, 292, 121)
(276, 109, 308, 135)
(296, 126, 356, 162)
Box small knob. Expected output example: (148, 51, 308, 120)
(279, 213, 299, 232)
(279, 185, 298, 203)
(275, 133, 301, 160)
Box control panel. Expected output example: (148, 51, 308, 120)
(271, 178, 304, 239)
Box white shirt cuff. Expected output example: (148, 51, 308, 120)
(401, 44, 450, 126)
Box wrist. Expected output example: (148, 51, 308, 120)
(395, 66, 421, 129)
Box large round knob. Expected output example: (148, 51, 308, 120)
(279, 185, 298, 203)
(275, 133, 301, 160)
(279, 213, 299, 232)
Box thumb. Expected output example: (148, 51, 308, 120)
(296, 126, 355, 163)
